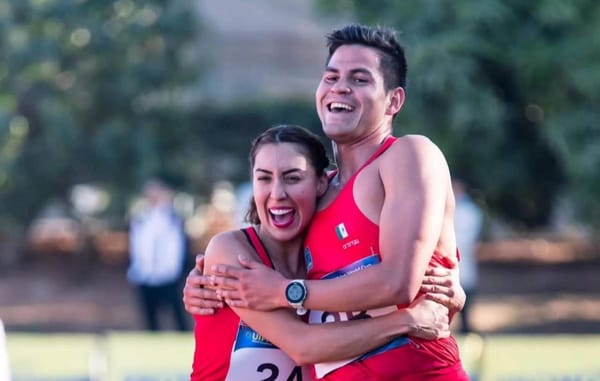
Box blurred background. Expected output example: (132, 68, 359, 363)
(0, 0, 599, 380)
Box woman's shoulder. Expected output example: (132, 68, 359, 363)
(205, 228, 252, 264)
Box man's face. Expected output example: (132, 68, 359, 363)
(315, 44, 397, 143)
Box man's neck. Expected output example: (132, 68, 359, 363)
(333, 131, 392, 185)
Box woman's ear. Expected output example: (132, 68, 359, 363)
(317, 174, 329, 197)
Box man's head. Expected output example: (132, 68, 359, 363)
(326, 24, 407, 92)
(316, 24, 407, 142)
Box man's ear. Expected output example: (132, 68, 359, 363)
(385, 86, 405, 116)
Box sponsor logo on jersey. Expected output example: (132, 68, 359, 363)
(335, 223, 348, 240)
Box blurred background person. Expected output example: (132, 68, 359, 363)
(452, 176, 484, 334)
(0, 319, 10, 381)
(127, 176, 189, 331)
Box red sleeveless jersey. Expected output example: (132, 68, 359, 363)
(191, 227, 309, 381)
(304, 136, 467, 381)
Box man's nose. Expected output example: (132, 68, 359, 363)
(331, 80, 351, 94)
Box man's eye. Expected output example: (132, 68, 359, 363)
(354, 77, 368, 84)
(324, 75, 337, 83)
(286, 176, 301, 183)
(257, 177, 271, 182)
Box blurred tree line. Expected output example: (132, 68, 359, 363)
(0, 0, 599, 250)
(0, 0, 210, 230)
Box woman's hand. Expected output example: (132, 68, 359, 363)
(210, 255, 289, 310)
(419, 266, 466, 315)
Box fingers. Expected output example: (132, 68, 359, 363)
(183, 285, 223, 304)
(195, 253, 205, 272)
(424, 275, 453, 285)
(238, 255, 259, 269)
(420, 283, 455, 297)
(211, 264, 245, 279)
(182, 286, 224, 315)
(208, 274, 240, 290)
(424, 267, 451, 277)
(186, 272, 215, 289)
(424, 292, 449, 304)
(215, 288, 242, 303)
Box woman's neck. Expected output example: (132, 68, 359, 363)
(255, 226, 306, 279)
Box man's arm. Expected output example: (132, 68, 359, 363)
(299, 136, 450, 311)
(182, 254, 223, 315)
(204, 233, 450, 366)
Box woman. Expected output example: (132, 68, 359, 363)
(191, 125, 451, 380)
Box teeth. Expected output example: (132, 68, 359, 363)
(329, 102, 354, 111)
(270, 208, 293, 215)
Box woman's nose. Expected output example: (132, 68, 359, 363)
(271, 180, 287, 200)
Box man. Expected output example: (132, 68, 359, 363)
(185, 25, 467, 379)
(128, 176, 189, 331)
(452, 176, 483, 333)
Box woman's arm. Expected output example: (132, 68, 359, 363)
(205, 232, 449, 366)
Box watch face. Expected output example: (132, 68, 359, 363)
(287, 283, 305, 303)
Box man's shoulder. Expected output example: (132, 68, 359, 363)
(385, 134, 444, 162)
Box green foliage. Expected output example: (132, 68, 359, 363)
(184, 99, 325, 194)
(0, 0, 200, 223)
(316, 0, 600, 229)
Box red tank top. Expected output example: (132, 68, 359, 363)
(191, 227, 309, 380)
(303, 136, 464, 380)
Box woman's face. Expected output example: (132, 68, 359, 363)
(252, 142, 326, 242)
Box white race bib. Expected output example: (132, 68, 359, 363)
(226, 322, 310, 381)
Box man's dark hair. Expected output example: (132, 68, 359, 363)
(326, 24, 407, 91)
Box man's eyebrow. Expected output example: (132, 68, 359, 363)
(325, 66, 373, 76)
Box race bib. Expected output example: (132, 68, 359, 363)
(309, 255, 408, 378)
(226, 322, 310, 381)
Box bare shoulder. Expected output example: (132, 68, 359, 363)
(392, 134, 443, 158)
(382, 134, 448, 171)
(204, 229, 249, 267)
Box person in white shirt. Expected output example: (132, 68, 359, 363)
(452, 177, 484, 333)
(128, 176, 189, 331)
(0, 319, 11, 381)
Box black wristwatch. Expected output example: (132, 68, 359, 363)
(285, 279, 308, 316)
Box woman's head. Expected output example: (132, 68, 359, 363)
(246, 125, 330, 241)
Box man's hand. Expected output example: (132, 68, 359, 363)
(406, 296, 450, 340)
(419, 266, 466, 315)
(210, 255, 289, 310)
(182, 254, 224, 315)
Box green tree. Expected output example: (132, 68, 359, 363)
(0, 0, 201, 224)
(316, 0, 599, 229)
